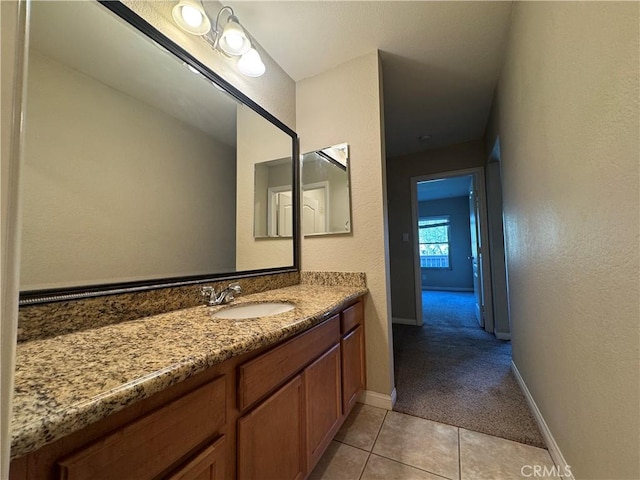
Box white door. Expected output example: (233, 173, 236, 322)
(268, 188, 293, 237)
(469, 179, 483, 326)
(302, 188, 327, 235)
(277, 192, 293, 237)
(303, 196, 320, 235)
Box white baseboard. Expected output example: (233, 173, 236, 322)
(511, 361, 575, 480)
(495, 331, 511, 340)
(392, 317, 417, 326)
(359, 388, 396, 410)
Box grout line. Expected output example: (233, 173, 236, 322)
(369, 411, 459, 480)
(332, 439, 373, 455)
(366, 453, 453, 480)
(457, 427, 462, 480)
(357, 452, 371, 480)
(356, 409, 387, 479)
(369, 409, 388, 453)
(395, 408, 548, 451)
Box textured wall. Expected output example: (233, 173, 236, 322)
(486, 2, 639, 478)
(418, 196, 473, 291)
(387, 141, 484, 321)
(297, 52, 394, 398)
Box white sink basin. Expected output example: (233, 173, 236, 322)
(211, 302, 295, 319)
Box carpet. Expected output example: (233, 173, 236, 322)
(393, 290, 545, 448)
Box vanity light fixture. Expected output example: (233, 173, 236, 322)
(172, 0, 211, 35)
(172, 1, 265, 77)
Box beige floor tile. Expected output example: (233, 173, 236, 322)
(361, 454, 448, 480)
(372, 411, 459, 479)
(460, 429, 560, 480)
(335, 403, 388, 451)
(309, 440, 370, 480)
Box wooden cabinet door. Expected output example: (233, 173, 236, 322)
(341, 325, 366, 414)
(237, 376, 305, 480)
(304, 344, 341, 471)
(167, 436, 226, 480)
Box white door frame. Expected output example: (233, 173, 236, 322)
(410, 167, 494, 333)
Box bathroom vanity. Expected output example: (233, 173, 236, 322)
(10, 284, 366, 480)
(11, 1, 366, 477)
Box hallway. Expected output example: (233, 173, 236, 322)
(393, 291, 543, 447)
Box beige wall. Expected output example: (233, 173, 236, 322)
(386, 141, 484, 321)
(123, 0, 295, 130)
(485, 2, 639, 478)
(236, 104, 293, 270)
(297, 52, 394, 399)
(21, 51, 236, 289)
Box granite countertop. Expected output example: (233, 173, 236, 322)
(11, 283, 367, 459)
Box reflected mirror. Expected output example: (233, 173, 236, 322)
(254, 159, 294, 238)
(301, 143, 351, 236)
(20, 1, 297, 303)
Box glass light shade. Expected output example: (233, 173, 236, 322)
(172, 0, 211, 35)
(218, 17, 251, 56)
(237, 48, 266, 77)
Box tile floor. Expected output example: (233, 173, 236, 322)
(310, 404, 562, 480)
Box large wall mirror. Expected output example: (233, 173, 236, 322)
(19, 1, 298, 304)
(301, 143, 351, 236)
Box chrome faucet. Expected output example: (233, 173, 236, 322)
(201, 282, 242, 306)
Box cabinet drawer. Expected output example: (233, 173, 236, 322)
(58, 376, 226, 480)
(238, 315, 340, 411)
(341, 301, 364, 334)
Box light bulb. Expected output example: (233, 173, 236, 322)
(218, 17, 251, 56)
(181, 5, 203, 28)
(172, 0, 211, 35)
(225, 32, 244, 51)
(237, 48, 266, 77)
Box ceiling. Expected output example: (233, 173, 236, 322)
(225, 1, 513, 158)
(417, 175, 472, 202)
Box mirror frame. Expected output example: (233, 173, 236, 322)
(19, 0, 300, 306)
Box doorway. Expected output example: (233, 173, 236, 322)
(410, 168, 494, 334)
(391, 167, 543, 446)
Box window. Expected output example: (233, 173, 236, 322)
(419, 216, 450, 268)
